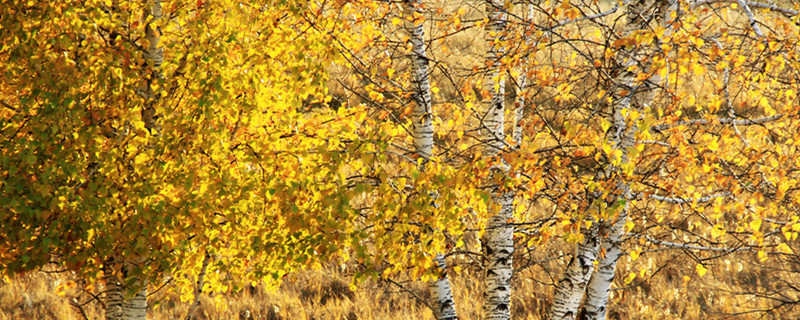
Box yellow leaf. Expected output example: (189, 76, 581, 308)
(134, 153, 149, 166)
(777, 243, 794, 254)
(711, 224, 726, 238)
(624, 272, 636, 284)
(708, 139, 719, 152)
(624, 219, 635, 233)
(750, 219, 762, 232)
(696, 263, 707, 277)
(629, 248, 640, 261)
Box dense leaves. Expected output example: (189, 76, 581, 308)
(4, 0, 800, 318)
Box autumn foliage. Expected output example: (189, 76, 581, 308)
(3, 0, 800, 319)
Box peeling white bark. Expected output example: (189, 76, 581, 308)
(185, 252, 212, 320)
(483, 190, 515, 320)
(405, 0, 435, 161)
(107, 3, 162, 319)
(482, 0, 507, 156)
(104, 259, 148, 320)
(404, 1, 458, 318)
(548, 225, 598, 320)
(482, 1, 514, 319)
(121, 278, 148, 320)
(581, 0, 666, 319)
(104, 262, 125, 320)
(429, 253, 459, 320)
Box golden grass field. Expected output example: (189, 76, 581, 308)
(0, 244, 791, 319)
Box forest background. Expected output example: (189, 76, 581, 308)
(2, 0, 800, 319)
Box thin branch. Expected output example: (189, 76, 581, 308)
(643, 192, 730, 204)
(383, 277, 436, 313)
(691, 0, 798, 16)
(0, 100, 16, 111)
(637, 140, 672, 148)
(629, 233, 751, 252)
(651, 114, 784, 132)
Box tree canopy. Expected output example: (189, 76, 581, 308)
(3, 0, 800, 319)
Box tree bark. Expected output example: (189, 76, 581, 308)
(580, 0, 672, 319)
(404, 1, 459, 318)
(104, 259, 148, 320)
(185, 251, 212, 320)
(482, 1, 514, 319)
(107, 2, 163, 319)
(548, 225, 599, 320)
(104, 260, 125, 320)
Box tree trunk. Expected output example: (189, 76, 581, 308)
(104, 259, 148, 320)
(404, 1, 459, 318)
(429, 254, 459, 320)
(482, 1, 513, 319)
(512, 4, 534, 147)
(121, 280, 148, 320)
(580, 0, 670, 318)
(185, 251, 212, 320)
(104, 261, 125, 320)
(107, 2, 163, 319)
(548, 225, 599, 320)
(405, 0, 434, 160)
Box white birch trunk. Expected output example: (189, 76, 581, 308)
(548, 225, 599, 320)
(429, 254, 458, 320)
(404, 1, 458, 319)
(121, 276, 148, 320)
(484, 191, 515, 320)
(109, 2, 162, 319)
(512, 4, 534, 147)
(483, 1, 514, 319)
(104, 261, 125, 320)
(582, 205, 627, 320)
(141, 0, 162, 134)
(405, 0, 434, 160)
(104, 260, 148, 320)
(185, 251, 212, 320)
(580, 0, 666, 319)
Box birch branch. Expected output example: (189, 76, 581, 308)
(691, 0, 798, 16)
(645, 192, 730, 204)
(651, 114, 784, 132)
(629, 233, 751, 252)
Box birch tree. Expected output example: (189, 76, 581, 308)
(482, 1, 515, 319)
(0, 0, 367, 317)
(404, 0, 458, 318)
(580, 0, 670, 318)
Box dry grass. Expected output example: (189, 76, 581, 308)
(1, 246, 795, 320)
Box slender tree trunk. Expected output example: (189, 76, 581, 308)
(580, 0, 670, 319)
(104, 260, 125, 320)
(548, 225, 599, 320)
(512, 4, 534, 147)
(104, 259, 148, 320)
(121, 266, 148, 320)
(405, 0, 434, 160)
(185, 251, 212, 320)
(404, 1, 458, 318)
(107, 2, 163, 319)
(430, 254, 458, 320)
(482, 1, 514, 319)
